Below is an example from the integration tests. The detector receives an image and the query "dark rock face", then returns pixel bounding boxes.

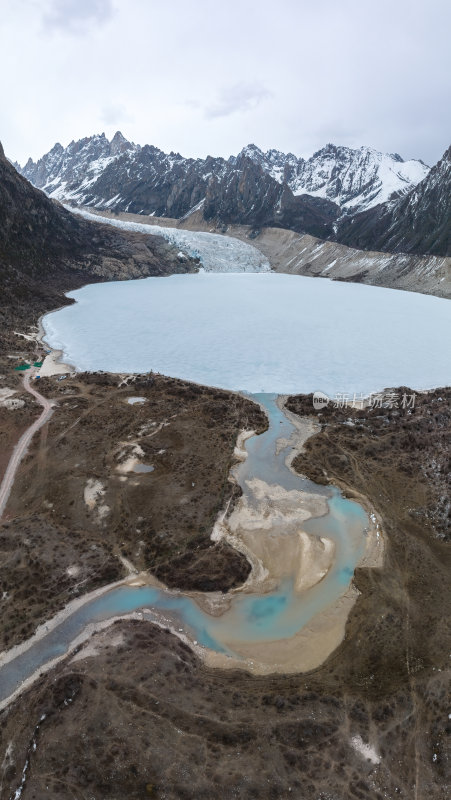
[203,155,339,237]
[0,142,98,305]
[336,145,451,256]
[18,133,429,239]
[89,145,225,219]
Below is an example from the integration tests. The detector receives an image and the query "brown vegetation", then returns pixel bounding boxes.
[0,372,265,650]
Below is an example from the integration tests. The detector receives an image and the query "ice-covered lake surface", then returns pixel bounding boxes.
[43,272,450,395]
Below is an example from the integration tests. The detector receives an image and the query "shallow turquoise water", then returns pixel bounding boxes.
[0,395,368,702]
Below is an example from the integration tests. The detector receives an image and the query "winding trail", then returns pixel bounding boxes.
[0,371,54,519]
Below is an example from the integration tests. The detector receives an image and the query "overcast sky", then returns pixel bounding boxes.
[1,0,450,165]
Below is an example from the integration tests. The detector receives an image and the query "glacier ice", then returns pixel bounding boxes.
[69,207,270,273]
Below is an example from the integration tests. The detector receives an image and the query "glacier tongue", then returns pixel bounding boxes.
[69,207,271,273]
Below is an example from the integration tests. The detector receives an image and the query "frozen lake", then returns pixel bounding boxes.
[42,272,450,395]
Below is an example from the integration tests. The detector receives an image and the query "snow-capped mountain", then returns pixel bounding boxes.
[18,133,429,239]
[240,143,429,213]
[336,144,451,257]
[20,131,140,204]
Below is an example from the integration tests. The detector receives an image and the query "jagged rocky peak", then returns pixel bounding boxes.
[266,148,298,166]
[312,142,338,158]
[239,143,264,159]
[237,143,297,167]
[17,132,142,201]
[69,132,109,156]
[110,130,135,155]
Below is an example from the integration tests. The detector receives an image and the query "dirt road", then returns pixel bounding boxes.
[0,372,53,518]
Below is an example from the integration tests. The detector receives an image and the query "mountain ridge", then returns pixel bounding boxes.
[17,133,429,240]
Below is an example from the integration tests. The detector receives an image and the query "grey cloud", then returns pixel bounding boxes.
[205,83,271,120]
[101,104,132,125]
[42,0,114,35]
